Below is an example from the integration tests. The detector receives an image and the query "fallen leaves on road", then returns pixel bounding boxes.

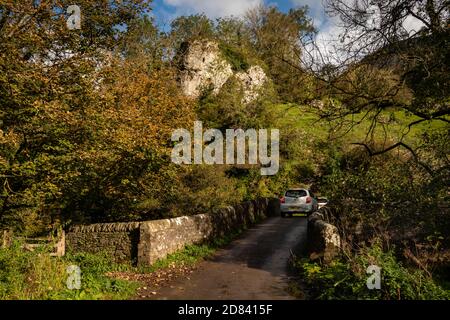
[106,263,197,299]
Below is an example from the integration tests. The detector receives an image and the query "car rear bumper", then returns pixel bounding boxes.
[280,204,312,213]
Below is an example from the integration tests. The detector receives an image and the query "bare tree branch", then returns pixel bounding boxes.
[351,141,434,175]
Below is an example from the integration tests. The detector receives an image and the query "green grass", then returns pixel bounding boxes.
[0,228,247,300]
[0,242,138,300]
[268,103,447,147]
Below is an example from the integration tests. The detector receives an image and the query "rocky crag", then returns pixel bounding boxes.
[179,40,267,103]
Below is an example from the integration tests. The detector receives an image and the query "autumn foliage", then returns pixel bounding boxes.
[0,1,200,233]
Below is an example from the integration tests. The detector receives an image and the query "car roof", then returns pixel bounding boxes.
[286,188,308,191]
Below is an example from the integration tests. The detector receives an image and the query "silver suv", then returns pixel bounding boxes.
[280,188,319,217]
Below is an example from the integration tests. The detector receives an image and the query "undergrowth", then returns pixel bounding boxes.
[293,243,450,300]
[0,228,246,300]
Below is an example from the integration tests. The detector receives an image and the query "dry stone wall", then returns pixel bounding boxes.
[66,198,279,266]
[66,222,141,263]
[307,208,341,264]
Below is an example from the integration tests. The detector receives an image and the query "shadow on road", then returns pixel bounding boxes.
[146,217,308,300]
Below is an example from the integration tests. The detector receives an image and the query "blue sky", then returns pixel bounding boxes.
[149,0,342,62]
[150,0,330,32]
[149,0,424,63]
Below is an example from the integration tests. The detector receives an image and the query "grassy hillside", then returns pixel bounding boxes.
[269,104,447,146]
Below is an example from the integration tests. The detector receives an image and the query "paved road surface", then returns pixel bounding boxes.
[148,216,308,300]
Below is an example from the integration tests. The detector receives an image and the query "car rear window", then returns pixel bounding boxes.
[285,190,307,198]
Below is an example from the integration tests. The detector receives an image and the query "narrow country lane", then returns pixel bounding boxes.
[145,217,308,300]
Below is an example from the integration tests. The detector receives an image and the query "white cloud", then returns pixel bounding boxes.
[163,0,263,19]
[300,1,426,67]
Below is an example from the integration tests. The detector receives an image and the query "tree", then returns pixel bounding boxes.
[310,0,450,278]
[312,0,449,177]
[0,0,202,233]
[119,15,166,71]
[245,5,317,103]
[215,17,251,50]
[168,14,215,53]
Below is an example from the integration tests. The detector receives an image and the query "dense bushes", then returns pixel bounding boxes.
[297,139,450,300]
[219,43,250,72]
[0,53,198,232]
[296,243,450,300]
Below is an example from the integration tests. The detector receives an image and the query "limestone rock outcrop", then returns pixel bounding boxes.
[236,65,267,104]
[179,40,233,98]
[179,40,267,103]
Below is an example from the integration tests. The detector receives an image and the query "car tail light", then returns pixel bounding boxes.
[306,196,312,204]
[280,197,285,204]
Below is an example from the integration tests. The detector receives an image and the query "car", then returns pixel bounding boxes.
[280,188,319,217]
